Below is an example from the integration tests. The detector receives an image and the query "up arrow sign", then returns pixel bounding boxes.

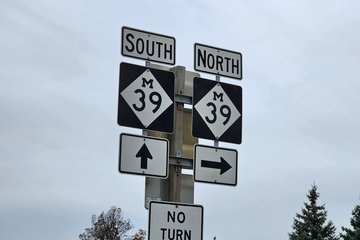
[119,133,169,179]
[136,144,153,169]
[194,144,238,186]
[201,157,231,175]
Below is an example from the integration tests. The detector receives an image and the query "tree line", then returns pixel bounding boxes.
[79,184,360,240]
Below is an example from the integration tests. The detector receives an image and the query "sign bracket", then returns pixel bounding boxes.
[169,156,193,169]
[174,94,192,105]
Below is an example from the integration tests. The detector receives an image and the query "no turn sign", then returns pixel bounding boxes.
[148,201,203,240]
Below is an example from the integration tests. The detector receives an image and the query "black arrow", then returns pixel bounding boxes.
[201,157,231,175]
[136,144,153,169]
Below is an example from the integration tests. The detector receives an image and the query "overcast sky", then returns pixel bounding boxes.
[1,0,360,239]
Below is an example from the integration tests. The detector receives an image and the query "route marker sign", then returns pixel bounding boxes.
[119,133,169,178]
[194,144,238,186]
[192,77,242,144]
[118,62,175,133]
[194,43,242,79]
[148,201,203,240]
[122,26,176,65]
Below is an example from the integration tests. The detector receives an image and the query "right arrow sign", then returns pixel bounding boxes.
[194,144,238,186]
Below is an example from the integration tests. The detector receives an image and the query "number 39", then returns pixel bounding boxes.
[132,89,162,113]
[205,103,231,125]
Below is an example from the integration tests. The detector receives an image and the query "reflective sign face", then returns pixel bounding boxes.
[194,83,241,139]
[118,62,175,133]
[119,133,169,178]
[194,43,242,79]
[194,144,238,186]
[192,77,242,144]
[122,26,176,65]
[120,68,173,128]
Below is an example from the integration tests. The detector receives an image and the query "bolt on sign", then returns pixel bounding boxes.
[194,43,242,80]
[148,201,203,240]
[122,26,176,65]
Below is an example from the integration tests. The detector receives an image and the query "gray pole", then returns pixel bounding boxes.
[144,63,198,207]
[168,66,186,202]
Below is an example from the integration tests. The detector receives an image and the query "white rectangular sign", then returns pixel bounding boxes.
[119,133,169,178]
[122,26,176,65]
[149,201,203,240]
[194,144,238,186]
[194,43,242,79]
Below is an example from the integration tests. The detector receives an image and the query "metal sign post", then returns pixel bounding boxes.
[143,63,199,206]
[118,26,244,240]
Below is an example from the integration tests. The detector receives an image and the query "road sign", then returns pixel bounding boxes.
[119,133,169,178]
[118,62,175,133]
[194,144,238,186]
[192,77,242,144]
[194,43,242,79]
[148,201,203,240]
[122,26,176,65]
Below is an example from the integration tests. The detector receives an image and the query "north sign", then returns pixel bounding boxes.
[194,43,242,79]
[119,133,169,178]
[118,62,175,133]
[148,201,203,240]
[192,77,242,144]
[194,144,238,186]
[122,26,176,65]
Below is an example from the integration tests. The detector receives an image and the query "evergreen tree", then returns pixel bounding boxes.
[340,200,360,240]
[289,184,339,240]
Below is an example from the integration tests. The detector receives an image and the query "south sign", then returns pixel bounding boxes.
[122,26,176,65]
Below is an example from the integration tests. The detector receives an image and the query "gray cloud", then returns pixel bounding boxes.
[1,0,360,239]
